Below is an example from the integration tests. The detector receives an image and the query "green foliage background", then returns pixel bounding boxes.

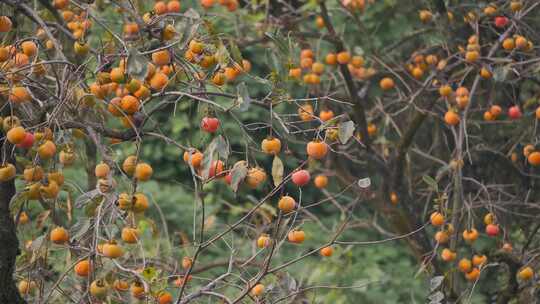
[20,0,508,302]
[96,0,439,302]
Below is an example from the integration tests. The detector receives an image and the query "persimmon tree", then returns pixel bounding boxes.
[1,0,540,303]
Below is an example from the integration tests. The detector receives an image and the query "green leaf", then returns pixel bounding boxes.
[237,82,251,112]
[228,39,243,64]
[84,198,101,217]
[267,50,282,75]
[175,10,200,48]
[201,150,216,180]
[75,189,101,208]
[142,267,158,281]
[70,218,92,241]
[214,135,229,160]
[493,65,510,83]
[272,156,284,187]
[30,235,45,252]
[339,121,355,144]
[430,276,444,292]
[127,48,148,81]
[230,161,248,192]
[422,175,438,191]
[264,31,288,55]
[100,259,117,276]
[357,177,371,189]
[9,192,26,214]
[138,219,150,233]
[428,291,444,304]
[183,8,201,19]
[202,136,228,179]
[215,42,230,68]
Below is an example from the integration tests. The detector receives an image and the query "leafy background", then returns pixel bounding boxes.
[16,0,507,302]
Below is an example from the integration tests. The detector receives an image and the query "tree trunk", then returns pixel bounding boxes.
[0,171,25,303]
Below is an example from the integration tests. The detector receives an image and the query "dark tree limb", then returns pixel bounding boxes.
[0,140,25,303]
[84,139,98,191]
[432,0,447,14]
[392,98,437,190]
[318,1,370,147]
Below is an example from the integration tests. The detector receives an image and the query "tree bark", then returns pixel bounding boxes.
[85,138,97,191]
[0,148,25,303]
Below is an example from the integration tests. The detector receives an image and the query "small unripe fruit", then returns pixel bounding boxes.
[123,155,137,176]
[257,235,271,248]
[50,227,69,244]
[0,16,13,33]
[245,167,267,189]
[390,192,399,205]
[336,51,351,64]
[483,213,494,225]
[465,268,480,281]
[319,110,334,122]
[430,212,444,226]
[439,85,452,97]
[419,10,432,23]
[113,279,129,292]
[502,38,515,51]
[508,105,522,120]
[325,53,337,65]
[0,164,16,182]
[74,260,90,277]
[485,224,500,236]
[434,231,449,244]
[38,140,57,159]
[528,152,540,166]
[135,163,153,181]
[440,248,456,262]
[121,227,139,244]
[131,282,145,298]
[182,256,193,269]
[18,280,35,295]
[278,196,296,213]
[90,280,108,298]
[206,160,224,178]
[16,132,34,149]
[158,291,173,304]
[320,246,333,257]
[250,283,265,297]
[95,162,110,178]
[306,140,328,159]
[444,111,460,126]
[183,149,203,168]
[7,126,26,144]
[379,77,395,91]
[298,103,314,121]
[288,230,305,243]
[291,170,310,186]
[120,95,140,114]
[494,16,508,28]
[261,137,281,155]
[132,193,149,213]
[472,255,487,267]
[518,267,534,281]
[23,166,44,182]
[458,258,472,273]
[201,117,220,133]
[314,175,328,189]
[490,105,502,117]
[463,228,479,243]
[102,241,124,258]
